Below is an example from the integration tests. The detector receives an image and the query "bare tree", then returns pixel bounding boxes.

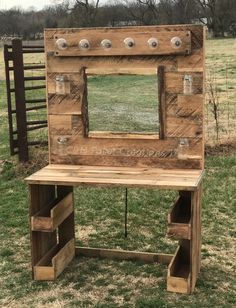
[71,0,100,27]
[195,0,236,37]
[123,0,160,25]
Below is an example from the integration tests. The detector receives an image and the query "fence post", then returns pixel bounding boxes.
[12,38,29,162]
[4,44,15,155]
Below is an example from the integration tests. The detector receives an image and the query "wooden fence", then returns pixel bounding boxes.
[4,38,47,161]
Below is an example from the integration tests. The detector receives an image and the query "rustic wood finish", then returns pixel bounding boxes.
[26,165,204,190]
[53,29,191,56]
[26,25,205,294]
[44,25,205,169]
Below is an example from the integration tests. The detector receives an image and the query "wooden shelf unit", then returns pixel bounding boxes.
[26,24,205,294]
[27,165,203,293]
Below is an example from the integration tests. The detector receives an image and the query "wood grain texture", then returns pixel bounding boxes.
[31,192,73,232]
[158,66,166,139]
[167,242,191,294]
[47,73,84,115]
[167,194,191,240]
[34,238,75,280]
[52,30,191,57]
[29,185,57,275]
[76,247,173,265]
[48,134,203,168]
[190,185,202,292]
[45,25,205,170]
[49,115,83,135]
[25,164,204,190]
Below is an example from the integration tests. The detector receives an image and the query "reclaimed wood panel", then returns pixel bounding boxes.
[165,72,203,94]
[190,185,202,292]
[25,164,204,190]
[53,30,191,57]
[47,72,85,115]
[31,192,73,232]
[76,247,173,265]
[167,241,191,294]
[46,56,177,74]
[44,24,205,170]
[49,115,83,135]
[29,185,57,278]
[34,238,75,280]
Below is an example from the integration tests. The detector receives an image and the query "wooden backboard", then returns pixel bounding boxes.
[44,25,205,169]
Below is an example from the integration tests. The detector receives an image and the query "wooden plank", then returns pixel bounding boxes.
[165,72,203,94]
[29,185,57,277]
[166,118,202,138]
[197,182,203,273]
[190,182,202,292]
[52,30,191,57]
[53,238,75,278]
[88,131,159,140]
[50,154,202,170]
[81,68,89,137]
[190,187,202,292]
[86,67,161,75]
[158,66,166,139]
[47,73,84,115]
[48,134,203,168]
[48,94,82,115]
[31,192,73,232]
[167,223,191,240]
[57,186,75,247]
[166,94,203,118]
[167,242,191,294]
[46,55,177,74]
[25,165,204,191]
[34,266,55,280]
[177,54,203,72]
[49,115,83,135]
[76,247,173,265]
[33,238,75,280]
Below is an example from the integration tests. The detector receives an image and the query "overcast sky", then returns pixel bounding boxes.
[0,0,108,10]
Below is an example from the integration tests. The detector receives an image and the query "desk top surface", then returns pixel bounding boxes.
[26,165,204,191]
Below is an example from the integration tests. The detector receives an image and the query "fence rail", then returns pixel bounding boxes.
[4,38,47,162]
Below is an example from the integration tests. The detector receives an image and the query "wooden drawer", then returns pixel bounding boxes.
[167,241,191,294]
[34,238,75,280]
[167,194,191,239]
[31,192,73,232]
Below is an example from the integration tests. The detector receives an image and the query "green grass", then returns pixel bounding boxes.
[0,153,235,307]
[0,39,236,307]
[88,75,159,133]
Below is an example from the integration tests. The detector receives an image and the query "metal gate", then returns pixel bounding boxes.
[4,38,48,162]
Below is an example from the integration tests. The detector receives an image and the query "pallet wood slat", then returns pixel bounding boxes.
[26,164,204,190]
[167,193,191,239]
[167,243,191,294]
[52,30,191,57]
[31,192,73,232]
[76,247,173,265]
[34,238,75,280]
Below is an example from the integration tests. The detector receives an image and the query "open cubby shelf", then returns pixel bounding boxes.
[167,194,192,240]
[167,241,191,293]
[31,192,73,232]
[34,238,75,281]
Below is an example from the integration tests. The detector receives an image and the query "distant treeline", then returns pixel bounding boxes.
[0,0,236,39]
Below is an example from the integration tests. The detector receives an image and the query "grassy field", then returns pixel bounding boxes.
[0,39,236,307]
